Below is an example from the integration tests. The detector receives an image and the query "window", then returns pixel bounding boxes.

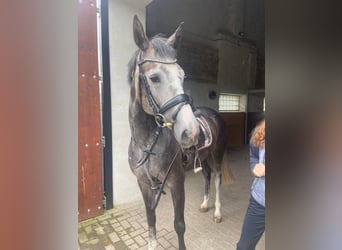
[219,94,240,112]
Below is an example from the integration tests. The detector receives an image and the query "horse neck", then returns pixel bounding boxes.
[129,99,159,147]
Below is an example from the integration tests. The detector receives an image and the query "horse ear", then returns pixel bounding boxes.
[167,22,184,49]
[133,15,149,51]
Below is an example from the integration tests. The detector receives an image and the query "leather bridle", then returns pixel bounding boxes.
[137,52,194,128]
[134,52,196,209]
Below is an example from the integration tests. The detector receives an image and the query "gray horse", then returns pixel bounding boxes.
[127,15,234,250]
[128,15,199,250]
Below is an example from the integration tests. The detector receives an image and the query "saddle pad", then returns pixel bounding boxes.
[196,115,212,151]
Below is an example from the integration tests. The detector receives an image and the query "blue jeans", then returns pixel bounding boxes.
[237,196,265,250]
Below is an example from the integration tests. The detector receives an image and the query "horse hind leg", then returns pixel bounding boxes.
[137,180,157,249]
[199,160,211,213]
[213,167,222,223]
[213,151,234,223]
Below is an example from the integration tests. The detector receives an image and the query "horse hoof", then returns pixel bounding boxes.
[213,216,222,223]
[199,207,209,213]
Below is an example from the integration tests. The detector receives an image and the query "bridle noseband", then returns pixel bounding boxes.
[137,52,194,128]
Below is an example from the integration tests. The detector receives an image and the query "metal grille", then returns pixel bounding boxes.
[219,94,240,112]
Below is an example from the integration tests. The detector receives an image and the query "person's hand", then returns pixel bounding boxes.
[253,163,265,177]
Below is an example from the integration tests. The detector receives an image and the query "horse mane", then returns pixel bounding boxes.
[127,50,139,85]
[127,34,177,86]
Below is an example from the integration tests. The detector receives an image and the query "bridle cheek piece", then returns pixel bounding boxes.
[137,52,194,128]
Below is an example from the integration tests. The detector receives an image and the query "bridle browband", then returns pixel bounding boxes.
[137,52,194,128]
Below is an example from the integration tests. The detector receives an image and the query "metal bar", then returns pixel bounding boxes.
[100,0,113,210]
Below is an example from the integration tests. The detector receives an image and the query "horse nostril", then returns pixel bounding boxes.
[181,129,190,141]
[181,129,197,144]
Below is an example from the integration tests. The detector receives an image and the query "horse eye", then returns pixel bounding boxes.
[150,75,160,83]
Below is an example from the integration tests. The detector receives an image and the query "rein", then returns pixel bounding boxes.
[151,148,180,210]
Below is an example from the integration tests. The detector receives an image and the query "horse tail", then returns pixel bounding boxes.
[221,151,234,185]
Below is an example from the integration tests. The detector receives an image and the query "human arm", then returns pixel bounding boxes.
[252,163,265,177]
[249,143,265,177]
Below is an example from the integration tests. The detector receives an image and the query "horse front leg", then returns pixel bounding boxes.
[199,160,211,213]
[170,178,186,250]
[137,180,157,250]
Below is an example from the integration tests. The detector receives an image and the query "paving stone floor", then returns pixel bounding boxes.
[78,145,265,250]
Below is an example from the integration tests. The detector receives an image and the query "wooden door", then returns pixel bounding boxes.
[78,0,103,221]
[220,112,246,148]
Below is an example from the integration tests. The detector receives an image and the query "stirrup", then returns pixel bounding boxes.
[193,149,202,173]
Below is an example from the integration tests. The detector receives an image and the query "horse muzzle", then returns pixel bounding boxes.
[180,126,199,149]
[173,105,200,149]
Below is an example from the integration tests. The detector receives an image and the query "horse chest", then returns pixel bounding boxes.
[129,132,175,172]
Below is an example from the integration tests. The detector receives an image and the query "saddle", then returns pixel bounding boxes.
[181,114,213,173]
[196,115,212,151]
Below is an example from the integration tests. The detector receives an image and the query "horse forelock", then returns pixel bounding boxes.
[128,34,177,84]
[150,35,177,59]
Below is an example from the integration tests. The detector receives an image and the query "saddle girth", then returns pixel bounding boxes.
[196,115,213,151]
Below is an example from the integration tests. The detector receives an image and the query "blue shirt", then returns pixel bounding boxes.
[249,142,265,207]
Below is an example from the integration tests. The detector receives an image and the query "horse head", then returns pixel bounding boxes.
[130,15,199,149]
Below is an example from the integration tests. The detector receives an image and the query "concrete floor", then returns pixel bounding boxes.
[78,145,265,249]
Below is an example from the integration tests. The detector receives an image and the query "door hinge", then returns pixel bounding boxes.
[103,195,107,209]
[101,136,106,148]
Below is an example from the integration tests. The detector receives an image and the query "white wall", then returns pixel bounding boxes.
[108,0,151,205]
